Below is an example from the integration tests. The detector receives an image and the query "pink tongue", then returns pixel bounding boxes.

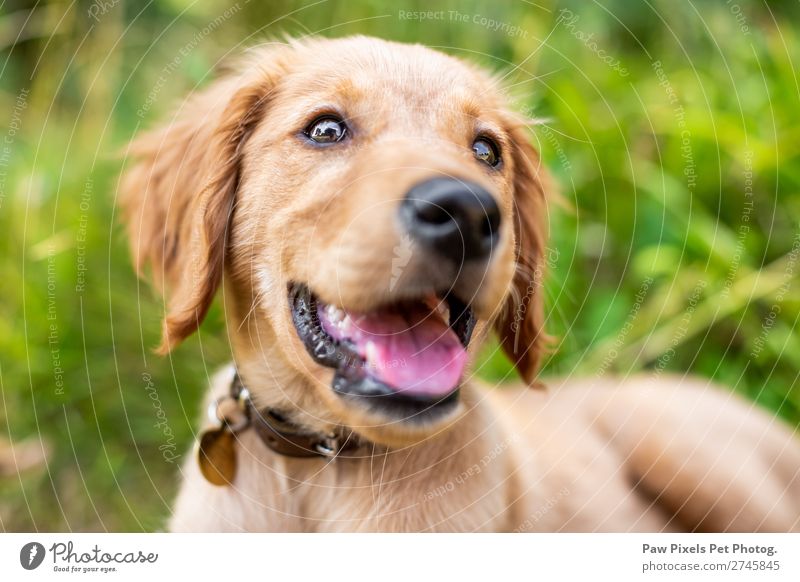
[319,302,467,397]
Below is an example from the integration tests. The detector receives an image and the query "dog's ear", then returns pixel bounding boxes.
[120,53,286,353]
[493,115,552,385]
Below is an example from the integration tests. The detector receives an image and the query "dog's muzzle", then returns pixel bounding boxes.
[285,179,499,424]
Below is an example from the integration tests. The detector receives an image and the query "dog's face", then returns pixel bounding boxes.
[121,37,548,446]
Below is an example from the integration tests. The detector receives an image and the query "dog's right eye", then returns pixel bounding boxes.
[304,116,347,144]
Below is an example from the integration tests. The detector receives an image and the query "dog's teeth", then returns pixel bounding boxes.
[437,301,449,320]
[325,304,346,325]
[339,315,353,334]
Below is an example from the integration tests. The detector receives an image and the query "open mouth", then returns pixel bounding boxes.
[289,283,476,420]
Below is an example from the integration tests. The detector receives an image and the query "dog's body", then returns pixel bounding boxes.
[120,36,800,532]
[169,366,800,532]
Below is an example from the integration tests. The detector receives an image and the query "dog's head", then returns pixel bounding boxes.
[121,36,549,446]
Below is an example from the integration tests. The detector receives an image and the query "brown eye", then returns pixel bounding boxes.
[472,137,500,167]
[305,116,347,144]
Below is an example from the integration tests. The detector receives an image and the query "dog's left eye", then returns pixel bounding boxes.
[472,137,501,167]
[305,116,347,144]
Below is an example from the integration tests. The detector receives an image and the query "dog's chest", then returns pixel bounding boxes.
[229,434,514,532]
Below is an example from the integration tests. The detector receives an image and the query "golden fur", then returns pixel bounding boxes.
[119,36,800,531]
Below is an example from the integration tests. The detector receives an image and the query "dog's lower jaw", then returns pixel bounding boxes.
[244,366,469,450]
[339,399,466,449]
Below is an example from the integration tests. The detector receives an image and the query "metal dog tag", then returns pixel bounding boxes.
[196,394,249,486]
[197,427,237,486]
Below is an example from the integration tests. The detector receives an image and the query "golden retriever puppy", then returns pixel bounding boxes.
[119,36,800,532]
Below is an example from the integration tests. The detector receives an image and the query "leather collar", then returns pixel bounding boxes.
[229,373,363,458]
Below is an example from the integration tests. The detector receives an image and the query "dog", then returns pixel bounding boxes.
[119,36,800,532]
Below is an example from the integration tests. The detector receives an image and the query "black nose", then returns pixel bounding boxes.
[400,178,501,263]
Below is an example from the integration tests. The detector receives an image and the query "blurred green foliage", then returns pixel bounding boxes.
[1,0,799,531]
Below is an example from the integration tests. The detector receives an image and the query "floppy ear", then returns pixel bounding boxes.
[120,54,285,353]
[493,115,552,385]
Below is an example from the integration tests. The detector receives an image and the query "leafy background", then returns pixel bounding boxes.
[1,0,798,531]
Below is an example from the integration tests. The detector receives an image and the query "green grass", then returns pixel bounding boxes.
[1,0,799,531]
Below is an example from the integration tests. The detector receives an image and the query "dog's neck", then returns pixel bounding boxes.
[229,372,367,458]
